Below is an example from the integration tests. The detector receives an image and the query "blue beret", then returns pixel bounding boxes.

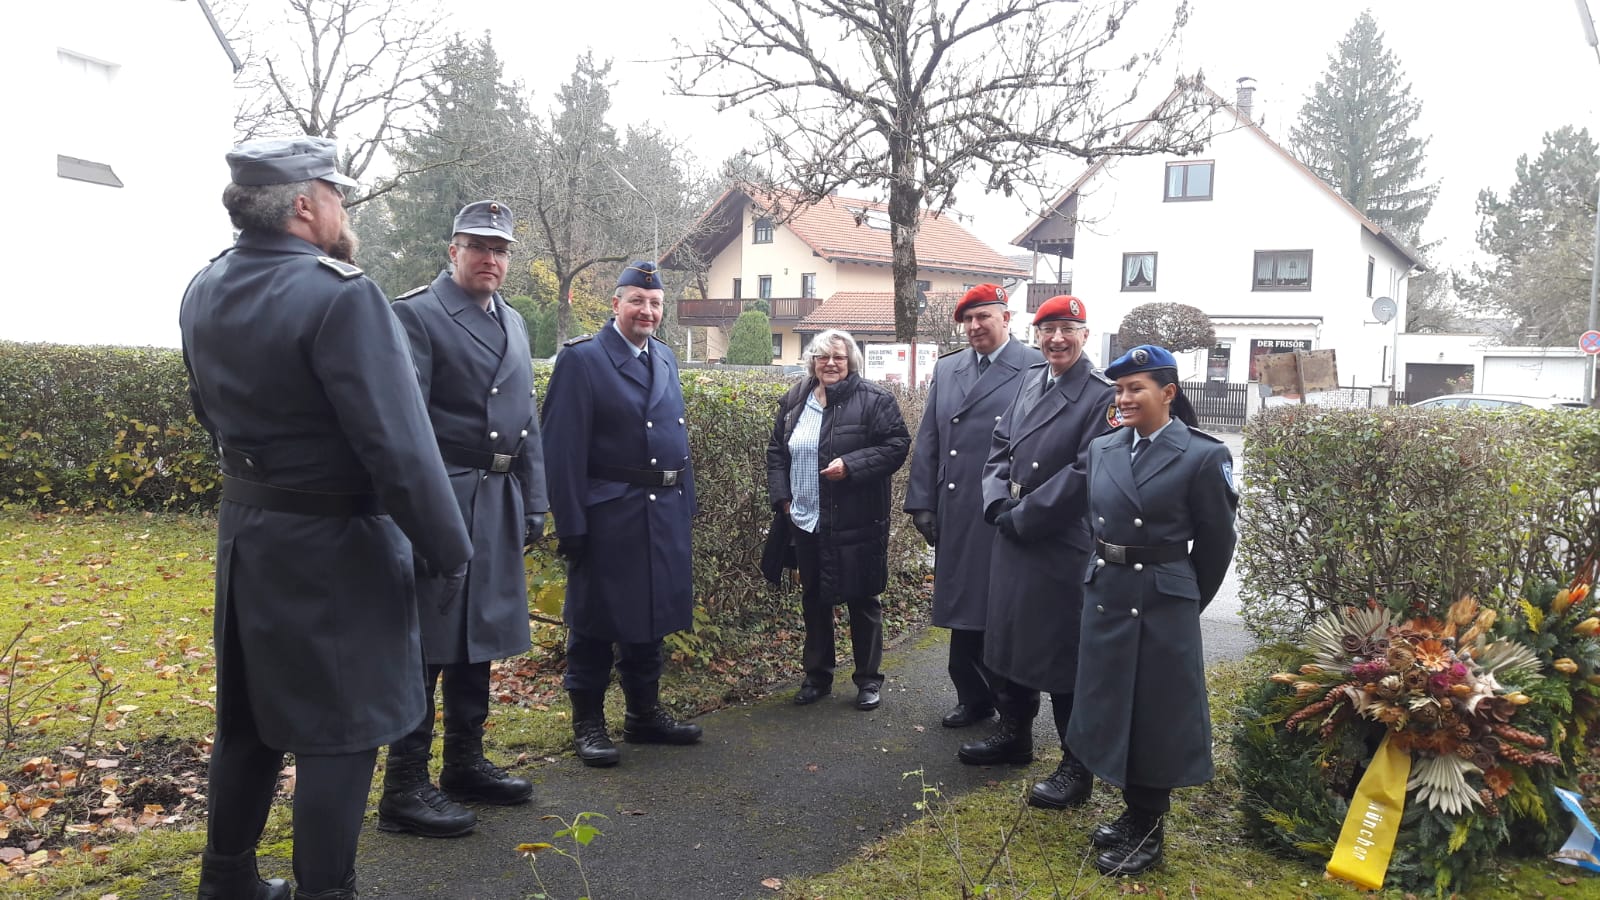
[1105,344,1179,380]
[618,260,663,290]
[453,200,516,242]
[226,137,357,188]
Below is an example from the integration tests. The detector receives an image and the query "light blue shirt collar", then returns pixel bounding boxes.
[611,319,647,356]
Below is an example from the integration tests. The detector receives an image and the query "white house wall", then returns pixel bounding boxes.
[10,2,236,348]
[1058,111,1416,386]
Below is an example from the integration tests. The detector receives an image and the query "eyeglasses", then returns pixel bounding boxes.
[812,354,850,364]
[1036,323,1086,337]
[454,241,513,261]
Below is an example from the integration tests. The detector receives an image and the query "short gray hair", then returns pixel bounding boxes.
[804,329,864,377]
[222,180,313,233]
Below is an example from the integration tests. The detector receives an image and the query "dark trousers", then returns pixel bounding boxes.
[1124,784,1172,814]
[563,631,665,694]
[794,526,884,688]
[207,710,378,893]
[994,677,1074,749]
[389,661,491,758]
[947,628,993,709]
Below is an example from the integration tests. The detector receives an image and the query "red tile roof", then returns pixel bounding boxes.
[797,291,962,335]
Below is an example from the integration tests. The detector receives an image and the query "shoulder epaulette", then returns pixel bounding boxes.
[1026,361,1048,371]
[1190,428,1226,445]
[1090,367,1114,385]
[316,256,364,279]
[563,334,594,347]
[393,284,429,301]
[939,346,965,358]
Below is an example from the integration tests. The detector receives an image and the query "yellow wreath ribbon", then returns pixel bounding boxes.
[1326,733,1411,890]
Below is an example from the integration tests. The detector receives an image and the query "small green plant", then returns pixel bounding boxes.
[516,811,607,899]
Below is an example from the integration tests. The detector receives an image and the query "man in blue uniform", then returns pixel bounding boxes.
[180,137,472,900]
[541,260,703,767]
[378,201,549,837]
[905,284,1041,728]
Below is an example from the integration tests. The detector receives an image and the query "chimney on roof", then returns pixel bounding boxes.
[1235,76,1257,124]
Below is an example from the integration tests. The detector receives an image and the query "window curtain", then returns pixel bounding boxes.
[1125,254,1153,286]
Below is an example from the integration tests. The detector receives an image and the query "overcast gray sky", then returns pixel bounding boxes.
[470,0,1600,273]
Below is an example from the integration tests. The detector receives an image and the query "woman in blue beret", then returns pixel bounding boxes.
[1065,345,1238,876]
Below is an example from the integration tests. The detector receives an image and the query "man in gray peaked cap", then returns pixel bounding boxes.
[180,136,471,900]
[380,202,549,837]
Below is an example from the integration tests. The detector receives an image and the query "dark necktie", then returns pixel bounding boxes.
[486,304,503,332]
[638,350,651,378]
[1042,373,1055,397]
[976,354,990,375]
[1132,437,1151,466]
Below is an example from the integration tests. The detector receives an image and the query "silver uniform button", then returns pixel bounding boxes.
[678,417,685,425]
[1096,516,1104,524]
[1133,563,1144,572]
[650,458,657,465]
[1096,604,1105,613]
[947,482,956,490]
[949,450,957,457]
[530,389,536,397]
[245,459,255,468]
[520,429,528,438]
[489,431,499,440]
[1095,558,1105,568]
[1134,518,1144,527]
[995,415,1002,421]
[1031,461,1039,470]
[490,387,499,395]
[1131,608,1140,618]
[647,421,654,428]
[952,416,960,423]
[649,494,657,501]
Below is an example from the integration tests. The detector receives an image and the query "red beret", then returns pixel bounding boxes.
[1034,295,1087,324]
[953,283,1008,322]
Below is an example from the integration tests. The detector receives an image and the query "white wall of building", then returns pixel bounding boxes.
[1394,332,1590,401]
[6,2,237,348]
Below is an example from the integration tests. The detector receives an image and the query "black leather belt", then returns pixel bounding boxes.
[440,443,516,473]
[1096,538,1188,565]
[1008,480,1031,499]
[590,464,684,487]
[221,474,382,517]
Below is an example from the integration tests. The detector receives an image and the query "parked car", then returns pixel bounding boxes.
[1411,392,1590,411]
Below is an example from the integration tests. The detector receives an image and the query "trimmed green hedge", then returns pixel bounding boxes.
[1239,405,1600,641]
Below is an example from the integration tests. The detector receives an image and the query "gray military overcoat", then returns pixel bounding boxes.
[979,355,1116,694]
[1067,420,1238,789]
[392,271,549,665]
[905,339,1041,630]
[180,231,472,755]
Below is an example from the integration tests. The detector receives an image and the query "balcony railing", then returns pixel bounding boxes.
[1027,282,1073,312]
[678,296,822,325]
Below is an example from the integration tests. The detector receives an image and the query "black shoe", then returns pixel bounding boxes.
[957,716,1034,766]
[793,682,832,706]
[377,782,478,838]
[1028,755,1093,809]
[197,847,292,900]
[1091,807,1138,848]
[441,756,534,805]
[1094,811,1164,876]
[941,703,995,728]
[294,874,357,900]
[573,718,621,767]
[623,705,703,744]
[855,685,881,710]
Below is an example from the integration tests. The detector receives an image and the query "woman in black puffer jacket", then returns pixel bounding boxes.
[762,328,911,711]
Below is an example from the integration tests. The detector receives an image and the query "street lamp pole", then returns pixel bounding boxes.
[607,163,659,262]
[1579,0,1600,403]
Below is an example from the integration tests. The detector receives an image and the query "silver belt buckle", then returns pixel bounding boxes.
[491,453,513,473]
[1008,481,1023,500]
[662,469,678,487]
[1102,542,1127,564]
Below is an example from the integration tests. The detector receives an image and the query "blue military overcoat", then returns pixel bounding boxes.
[392,271,549,665]
[179,231,472,755]
[540,322,697,644]
[979,355,1116,693]
[905,339,1041,630]
[1067,420,1238,789]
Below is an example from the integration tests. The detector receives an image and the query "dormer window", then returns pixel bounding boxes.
[1165,161,1214,201]
[753,217,774,243]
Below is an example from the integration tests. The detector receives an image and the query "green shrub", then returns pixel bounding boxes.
[725,309,774,366]
[1238,406,1600,641]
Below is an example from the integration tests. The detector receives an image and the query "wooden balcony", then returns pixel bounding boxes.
[1027,282,1073,313]
[677,297,822,326]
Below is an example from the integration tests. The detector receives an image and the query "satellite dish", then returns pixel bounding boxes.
[1371,296,1397,324]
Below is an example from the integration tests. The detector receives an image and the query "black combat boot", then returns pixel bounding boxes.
[197,847,291,900]
[1094,808,1164,876]
[957,713,1034,765]
[376,750,477,837]
[1028,752,1093,809]
[1090,806,1139,848]
[294,873,358,899]
[621,683,703,745]
[570,689,620,767]
[440,735,533,805]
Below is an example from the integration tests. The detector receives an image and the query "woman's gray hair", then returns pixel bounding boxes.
[804,329,864,377]
[222,180,313,234]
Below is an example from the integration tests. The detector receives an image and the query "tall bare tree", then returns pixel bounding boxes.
[673,0,1214,341]
[220,0,451,204]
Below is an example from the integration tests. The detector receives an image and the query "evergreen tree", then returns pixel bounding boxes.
[1290,12,1438,247]
[1461,127,1599,345]
[726,310,775,365]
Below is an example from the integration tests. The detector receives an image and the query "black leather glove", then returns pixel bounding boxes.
[984,497,1021,525]
[910,510,938,547]
[415,559,469,615]
[995,509,1020,541]
[524,512,547,549]
[557,535,588,563]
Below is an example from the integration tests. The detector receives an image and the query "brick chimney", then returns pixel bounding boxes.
[1236,76,1257,123]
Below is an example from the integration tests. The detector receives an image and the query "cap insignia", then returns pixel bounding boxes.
[1069,299,1081,317]
[1132,348,1150,365]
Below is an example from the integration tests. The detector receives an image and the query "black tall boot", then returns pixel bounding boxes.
[197,847,291,900]
[376,749,476,838]
[441,734,533,805]
[621,682,703,745]
[295,872,358,900]
[569,689,621,767]
[1094,808,1165,876]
